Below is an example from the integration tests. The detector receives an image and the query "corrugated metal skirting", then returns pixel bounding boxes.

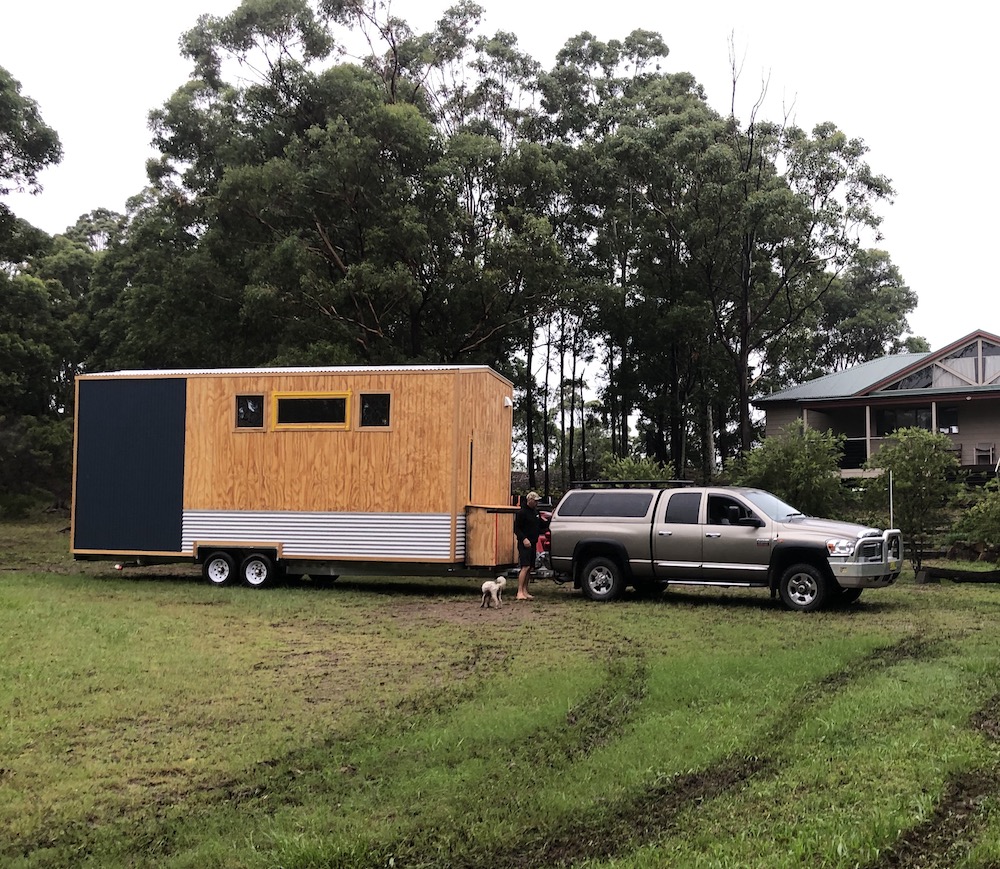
[183,511,465,560]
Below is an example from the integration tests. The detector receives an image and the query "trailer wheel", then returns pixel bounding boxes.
[241,553,276,589]
[203,551,236,586]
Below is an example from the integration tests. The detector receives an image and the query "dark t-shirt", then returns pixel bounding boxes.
[514,504,544,543]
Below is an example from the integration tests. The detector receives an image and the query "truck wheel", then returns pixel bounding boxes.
[779,564,828,612]
[203,551,236,586]
[241,553,276,589]
[580,557,625,602]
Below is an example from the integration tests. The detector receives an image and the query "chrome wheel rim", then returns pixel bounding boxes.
[786,572,818,607]
[587,566,613,596]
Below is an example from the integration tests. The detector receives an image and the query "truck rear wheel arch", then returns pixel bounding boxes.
[571,541,632,589]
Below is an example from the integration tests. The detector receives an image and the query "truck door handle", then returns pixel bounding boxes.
[705,532,722,538]
[657,530,672,536]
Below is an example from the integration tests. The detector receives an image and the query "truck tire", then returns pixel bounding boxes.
[834,586,863,605]
[778,563,828,612]
[241,553,276,589]
[203,551,236,586]
[580,556,626,602]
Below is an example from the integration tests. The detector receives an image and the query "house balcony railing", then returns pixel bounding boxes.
[840,434,969,471]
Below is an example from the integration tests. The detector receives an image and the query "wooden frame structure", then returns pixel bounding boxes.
[71,365,517,579]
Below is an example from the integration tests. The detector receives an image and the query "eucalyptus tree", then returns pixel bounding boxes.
[811,248,923,372]
[687,116,895,453]
[538,30,683,458]
[113,0,565,378]
[0,65,62,205]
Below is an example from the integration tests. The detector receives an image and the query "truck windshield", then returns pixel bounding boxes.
[742,490,805,521]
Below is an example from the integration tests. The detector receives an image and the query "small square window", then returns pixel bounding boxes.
[236,395,264,429]
[359,393,391,428]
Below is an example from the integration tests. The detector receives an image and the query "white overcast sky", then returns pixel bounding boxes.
[2,1,993,352]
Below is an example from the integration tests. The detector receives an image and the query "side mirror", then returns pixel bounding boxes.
[738,516,765,528]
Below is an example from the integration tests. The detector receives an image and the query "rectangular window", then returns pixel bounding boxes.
[235,395,265,429]
[556,491,653,517]
[875,406,932,437]
[664,491,701,524]
[274,393,349,429]
[359,392,392,428]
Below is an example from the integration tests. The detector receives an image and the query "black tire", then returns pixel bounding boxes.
[203,551,236,587]
[240,553,276,589]
[835,586,863,604]
[778,563,829,612]
[580,556,626,602]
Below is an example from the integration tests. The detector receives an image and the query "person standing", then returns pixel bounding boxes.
[514,491,543,600]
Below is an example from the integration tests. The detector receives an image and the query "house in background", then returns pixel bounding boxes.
[754,330,1000,476]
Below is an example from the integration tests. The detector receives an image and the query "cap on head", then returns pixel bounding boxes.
[526,491,540,503]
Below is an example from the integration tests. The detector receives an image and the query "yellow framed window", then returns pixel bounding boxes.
[273,392,350,430]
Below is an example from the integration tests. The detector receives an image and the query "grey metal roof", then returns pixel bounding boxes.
[755,353,929,404]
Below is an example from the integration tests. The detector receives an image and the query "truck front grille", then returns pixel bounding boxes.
[857,540,884,562]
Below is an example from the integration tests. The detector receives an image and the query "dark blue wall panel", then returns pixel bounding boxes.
[74,378,187,553]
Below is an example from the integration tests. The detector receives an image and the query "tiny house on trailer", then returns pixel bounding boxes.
[71,365,518,586]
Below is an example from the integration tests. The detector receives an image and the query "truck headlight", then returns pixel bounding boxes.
[826,538,855,557]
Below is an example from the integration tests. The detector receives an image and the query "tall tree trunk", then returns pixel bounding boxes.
[525,314,536,490]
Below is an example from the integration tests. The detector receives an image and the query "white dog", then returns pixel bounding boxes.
[480,575,506,609]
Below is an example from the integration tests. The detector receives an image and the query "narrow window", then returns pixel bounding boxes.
[236,395,264,429]
[359,393,391,428]
[274,393,349,429]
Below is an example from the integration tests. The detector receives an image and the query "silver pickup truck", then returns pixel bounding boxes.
[547,485,903,611]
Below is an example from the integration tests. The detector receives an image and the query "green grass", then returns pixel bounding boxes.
[4,513,1000,867]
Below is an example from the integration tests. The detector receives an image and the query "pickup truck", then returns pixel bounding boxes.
[547,485,903,611]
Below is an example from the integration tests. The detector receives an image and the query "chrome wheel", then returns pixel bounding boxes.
[779,564,827,612]
[580,557,624,602]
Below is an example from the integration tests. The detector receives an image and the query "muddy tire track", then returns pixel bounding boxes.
[867,692,1000,869]
[392,634,946,869]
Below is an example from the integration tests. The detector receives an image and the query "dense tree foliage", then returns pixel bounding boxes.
[1,3,924,504]
[0,67,67,510]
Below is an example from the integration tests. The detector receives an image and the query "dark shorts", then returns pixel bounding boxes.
[518,540,537,568]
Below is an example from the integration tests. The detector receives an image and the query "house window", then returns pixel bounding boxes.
[235,395,264,429]
[274,393,349,429]
[875,407,932,437]
[359,393,391,428]
[938,406,959,434]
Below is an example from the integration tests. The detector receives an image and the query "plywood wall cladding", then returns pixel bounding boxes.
[183,367,514,515]
[455,369,515,508]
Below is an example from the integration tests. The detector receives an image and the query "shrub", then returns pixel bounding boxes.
[863,427,959,570]
[950,481,1000,556]
[601,455,675,482]
[729,420,845,517]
